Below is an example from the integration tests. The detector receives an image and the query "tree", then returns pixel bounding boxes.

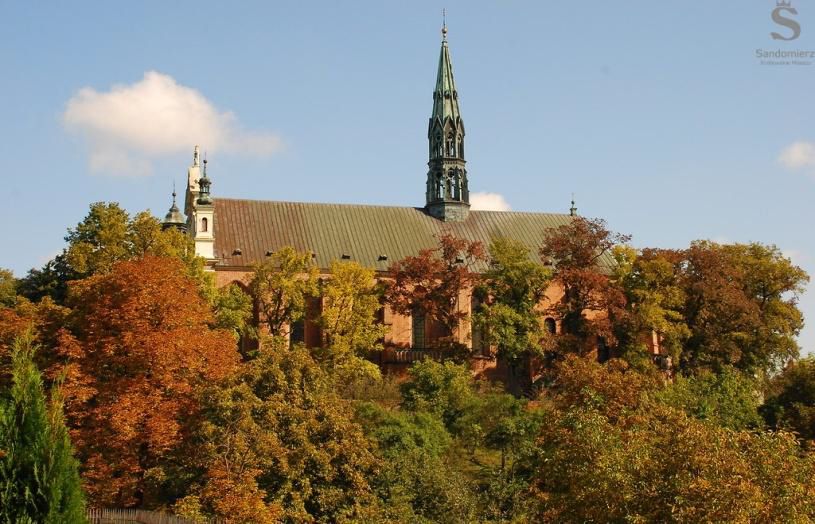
[680,241,808,374]
[191,338,380,522]
[249,247,319,337]
[56,256,240,507]
[474,238,551,373]
[762,357,815,442]
[399,360,475,431]
[319,260,387,363]
[653,367,763,430]
[534,356,815,522]
[0,332,86,523]
[0,269,16,308]
[386,234,485,353]
[613,246,690,369]
[540,217,629,355]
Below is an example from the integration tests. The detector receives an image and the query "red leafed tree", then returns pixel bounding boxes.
[56,256,240,508]
[385,234,485,352]
[540,217,630,354]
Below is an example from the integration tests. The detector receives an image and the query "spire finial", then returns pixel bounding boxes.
[442,8,447,41]
[172,181,177,203]
[569,193,577,217]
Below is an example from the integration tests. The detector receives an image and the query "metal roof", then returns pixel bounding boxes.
[213,198,578,272]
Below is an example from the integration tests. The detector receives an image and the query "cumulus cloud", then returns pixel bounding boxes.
[779,141,815,171]
[470,192,511,212]
[63,71,283,176]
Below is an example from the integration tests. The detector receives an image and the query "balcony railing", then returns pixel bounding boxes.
[381,348,446,364]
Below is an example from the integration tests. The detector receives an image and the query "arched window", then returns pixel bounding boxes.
[471,296,487,355]
[412,307,426,350]
[544,318,556,335]
[201,217,208,232]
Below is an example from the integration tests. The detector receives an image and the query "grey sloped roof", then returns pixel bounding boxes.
[213,198,577,272]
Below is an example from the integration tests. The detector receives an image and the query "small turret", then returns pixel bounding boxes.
[197,157,213,205]
[162,184,187,232]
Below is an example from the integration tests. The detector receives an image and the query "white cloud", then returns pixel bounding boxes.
[779,141,815,170]
[470,192,511,212]
[63,71,283,176]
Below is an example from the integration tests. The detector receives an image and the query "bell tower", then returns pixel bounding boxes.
[425,21,469,222]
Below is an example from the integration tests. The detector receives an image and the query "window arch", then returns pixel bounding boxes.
[412,307,426,350]
[544,318,557,335]
[201,217,208,233]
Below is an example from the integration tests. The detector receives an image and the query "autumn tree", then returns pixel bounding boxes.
[56,256,240,507]
[0,333,86,523]
[540,217,629,355]
[680,241,808,374]
[386,234,485,353]
[534,356,815,522]
[474,238,551,373]
[249,246,319,338]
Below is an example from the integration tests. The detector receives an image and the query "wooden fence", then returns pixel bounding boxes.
[87,508,217,524]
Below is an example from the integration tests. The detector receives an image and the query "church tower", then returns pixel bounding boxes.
[184,145,215,262]
[425,22,469,222]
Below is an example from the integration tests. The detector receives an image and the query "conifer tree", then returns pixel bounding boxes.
[0,332,86,523]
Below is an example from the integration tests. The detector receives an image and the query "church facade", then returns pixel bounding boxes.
[164,27,601,372]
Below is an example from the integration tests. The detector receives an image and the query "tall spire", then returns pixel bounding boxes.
[425,17,469,222]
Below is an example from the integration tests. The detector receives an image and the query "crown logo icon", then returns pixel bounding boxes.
[777,0,792,6]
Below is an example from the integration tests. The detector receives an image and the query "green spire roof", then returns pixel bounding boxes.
[431,26,462,127]
[162,185,187,231]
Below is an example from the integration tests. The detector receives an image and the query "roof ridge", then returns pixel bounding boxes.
[214,197,572,217]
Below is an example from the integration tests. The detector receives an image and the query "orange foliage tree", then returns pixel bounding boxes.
[55,256,240,507]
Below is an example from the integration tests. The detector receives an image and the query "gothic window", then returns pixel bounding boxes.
[412,308,426,350]
[453,170,461,200]
[201,217,208,232]
[544,318,557,335]
[290,319,305,347]
[447,133,455,156]
[471,296,487,356]
[436,173,444,199]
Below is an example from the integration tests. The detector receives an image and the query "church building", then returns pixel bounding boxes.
[163,25,587,370]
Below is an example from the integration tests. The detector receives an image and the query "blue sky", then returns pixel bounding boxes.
[2,1,814,352]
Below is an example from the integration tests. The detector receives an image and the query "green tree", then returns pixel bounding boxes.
[0,333,86,523]
[399,360,475,431]
[613,246,690,369]
[762,356,815,442]
[320,260,387,363]
[249,247,319,337]
[191,338,380,522]
[0,269,16,308]
[653,367,763,430]
[474,238,551,375]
